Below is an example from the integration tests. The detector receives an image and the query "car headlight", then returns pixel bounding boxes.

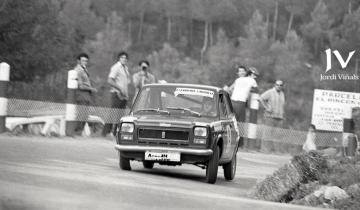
[194,127,207,137]
[121,123,134,133]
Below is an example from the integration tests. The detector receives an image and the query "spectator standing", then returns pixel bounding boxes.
[132,60,156,97]
[224,65,258,148]
[259,80,286,151]
[73,53,97,135]
[225,65,258,122]
[102,51,131,137]
[259,80,285,127]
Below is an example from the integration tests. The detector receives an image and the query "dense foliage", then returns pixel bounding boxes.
[1,0,360,129]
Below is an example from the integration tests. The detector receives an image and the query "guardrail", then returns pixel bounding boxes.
[5,98,349,152]
[0,62,357,155]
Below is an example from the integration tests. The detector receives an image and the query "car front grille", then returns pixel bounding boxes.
[138,129,189,141]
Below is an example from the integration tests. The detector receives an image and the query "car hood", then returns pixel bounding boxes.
[121,114,215,127]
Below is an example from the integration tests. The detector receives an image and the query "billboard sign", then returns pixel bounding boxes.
[312,89,360,132]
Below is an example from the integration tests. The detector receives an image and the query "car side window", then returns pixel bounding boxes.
[224,93,235,116]
[219,94,228,119]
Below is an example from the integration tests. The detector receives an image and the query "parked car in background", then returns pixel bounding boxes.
[115,83,240,184]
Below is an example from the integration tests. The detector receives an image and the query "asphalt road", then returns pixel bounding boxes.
[0,135,322,210]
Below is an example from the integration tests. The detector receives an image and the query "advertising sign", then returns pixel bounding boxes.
[312,89,360,132]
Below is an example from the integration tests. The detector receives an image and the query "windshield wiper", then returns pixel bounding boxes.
[166,107,201,117]
[134,108,170,115]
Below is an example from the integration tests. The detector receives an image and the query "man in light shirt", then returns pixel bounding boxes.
[259,80,285,127]
[259,80,286,152]
[225,65,258,122]
[102,51,131,137]
[224,65,258,148]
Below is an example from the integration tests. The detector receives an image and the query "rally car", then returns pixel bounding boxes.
[115,83,240,184]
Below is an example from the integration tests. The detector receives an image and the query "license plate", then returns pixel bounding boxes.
[145,151,180,162]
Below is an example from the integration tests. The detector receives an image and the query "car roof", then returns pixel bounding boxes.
[143,83,223,92]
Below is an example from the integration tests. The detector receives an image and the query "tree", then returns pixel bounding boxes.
[188,0,238,65]
[284,0,306,34]
[206,28,234,86]
[147,43,206,84]
[0,0,80,81]
[330,6,360,54]
[83,12,131,82]
[59,0,104,40]
[234,10,274,82]
[301,0,332,57]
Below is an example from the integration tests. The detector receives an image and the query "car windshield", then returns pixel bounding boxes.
[132,86,218,117]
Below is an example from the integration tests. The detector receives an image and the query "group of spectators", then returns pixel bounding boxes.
[224,65,286,151]
[71,52,287,145]
[224,65,286,129]
[71,52,156,137]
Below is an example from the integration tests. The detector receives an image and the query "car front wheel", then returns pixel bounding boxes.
[119,152,131,170]
[206,145,220,184]
[223,152,236,180]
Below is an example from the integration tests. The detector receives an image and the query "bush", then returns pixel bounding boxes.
[326,157,360,188]
[252,151,327,202]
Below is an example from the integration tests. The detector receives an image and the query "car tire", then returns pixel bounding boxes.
[206,145,220,184]
[119,152,131,170]
[223,153,236,180]
[143,161,154,169]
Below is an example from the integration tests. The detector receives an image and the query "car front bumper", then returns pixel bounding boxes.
[115,145,213,156]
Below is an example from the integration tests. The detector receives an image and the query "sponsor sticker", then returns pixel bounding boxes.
[174,88,214,98]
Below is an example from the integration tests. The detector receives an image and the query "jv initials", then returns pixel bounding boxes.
[325,49,355,72]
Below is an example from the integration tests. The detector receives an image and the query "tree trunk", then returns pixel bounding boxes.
[177,17,181,39]
[190,19,193,46]
[266,12,270,38]
[128,20,132,42]
[167,16,172,41]
[349,1,352,14]
[209,22,213,46]
[287,12,294,35]
[200,21,209,66]
[138,10,145,42]
[272,0,278,40]
[0,0,8,12]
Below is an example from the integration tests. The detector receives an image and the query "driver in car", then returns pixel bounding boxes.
[202,97,216,117]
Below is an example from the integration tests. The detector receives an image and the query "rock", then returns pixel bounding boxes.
[314,186,327,198]
[314,186,349,201]
[346,183,360,197]
[324,186,349,201]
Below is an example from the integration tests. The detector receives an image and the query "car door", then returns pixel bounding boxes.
[223,92,239,157]
[219,93,234,160]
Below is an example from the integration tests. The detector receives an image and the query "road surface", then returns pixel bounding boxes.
[0,135,322,210]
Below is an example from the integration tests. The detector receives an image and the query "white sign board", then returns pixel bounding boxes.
[312,89,360,132]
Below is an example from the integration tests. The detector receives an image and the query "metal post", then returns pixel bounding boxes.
[248,88,259,150]
[0,62,10,133]
[342,107,357,156]
[65,70,78,136]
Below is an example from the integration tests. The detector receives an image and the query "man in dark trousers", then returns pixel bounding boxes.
[73,53,97,135]
[102,51,131,137]
[259,80,286,152]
